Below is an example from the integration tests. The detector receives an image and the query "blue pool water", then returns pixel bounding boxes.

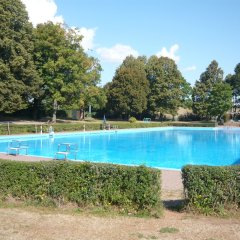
[0,127,240,170]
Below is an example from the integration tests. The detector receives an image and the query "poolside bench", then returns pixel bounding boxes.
[143,118,151,123]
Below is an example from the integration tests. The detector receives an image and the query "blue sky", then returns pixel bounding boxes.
[22,0,240,86]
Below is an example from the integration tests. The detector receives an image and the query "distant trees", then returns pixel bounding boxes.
[192,60,232,120]
[105,55,192,120]
[0,0,42,113]
[0,0,236,122]
[106,56,149,119]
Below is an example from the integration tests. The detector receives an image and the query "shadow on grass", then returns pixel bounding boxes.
[162,199,186,212]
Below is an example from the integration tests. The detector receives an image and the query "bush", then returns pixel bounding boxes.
[0,160,162,216]
[178,113,201,121]
[129,117,137,123]
[223,113,230,123]
[182,165,240,214]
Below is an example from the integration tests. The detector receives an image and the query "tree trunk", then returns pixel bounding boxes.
[52,100,57,123]
[79,108,85,120]
[159,112,164,122]
[32,99,40,120]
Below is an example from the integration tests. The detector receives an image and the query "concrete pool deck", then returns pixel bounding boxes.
[0,153,184,200]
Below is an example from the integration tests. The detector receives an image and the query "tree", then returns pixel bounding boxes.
[226,63,240,95]
[208,82,232,120]
[192,60,223,119]
[106,56,149,119]
[146,56,189,120]
[180,81,192,109]
[33,22,101,121]
[83,86,107,117]
[0,0,42,113]
[226,63,240,112]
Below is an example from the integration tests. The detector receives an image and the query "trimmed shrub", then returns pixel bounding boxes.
[0,160,162,216]
[182,165,240,214]
[129,117,137,123]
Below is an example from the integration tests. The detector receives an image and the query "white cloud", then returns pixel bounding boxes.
[183,65,197,72]
[96,44,139,63]
[21,0,64,26]
[156,44,180,63]
[73,27,97,51]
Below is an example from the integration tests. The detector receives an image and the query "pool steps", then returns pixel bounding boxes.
[54,143,78,160]
[7,140,29,155]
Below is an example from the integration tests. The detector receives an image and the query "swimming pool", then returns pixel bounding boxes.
[0,127,240,170]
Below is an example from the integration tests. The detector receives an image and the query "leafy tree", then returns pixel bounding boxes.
[226,63,240,112]
[83,86,107,117]
[208,82,232,120]
[192,60,223,119]
[180,81,193,109]
[146,56,189,120]
[106,56,149,119]
[33,22,101,121]
[0,0,42,113]
[226,63,240,95]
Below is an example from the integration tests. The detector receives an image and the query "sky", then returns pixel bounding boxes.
[21,0,240,86]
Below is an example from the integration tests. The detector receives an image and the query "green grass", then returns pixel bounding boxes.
[159,227,179,234]
[137,233,145,239]
[148,235,158,239]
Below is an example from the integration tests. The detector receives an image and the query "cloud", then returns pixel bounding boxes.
[72,27,97,51]
[96,44,139,63]
[156,44,180,63]
[21,0,64,26]
[183,65,197,72]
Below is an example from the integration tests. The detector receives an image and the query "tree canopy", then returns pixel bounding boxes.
[106,56,149,119]
[192,60,224,119]
[207,82,232,120]
[0,0,42,113]
[33,22,102,121]
[146,56,190,119]
[226,63,240,111]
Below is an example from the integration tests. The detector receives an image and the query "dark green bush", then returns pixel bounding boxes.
[182,165,240,214]
[0,160,162,216]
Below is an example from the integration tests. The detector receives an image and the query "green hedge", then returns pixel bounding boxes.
[0,121,214,135]
[0,123,100,135]
[0,160,162,216]
[182,165,240,214]
[169,122,215,127]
